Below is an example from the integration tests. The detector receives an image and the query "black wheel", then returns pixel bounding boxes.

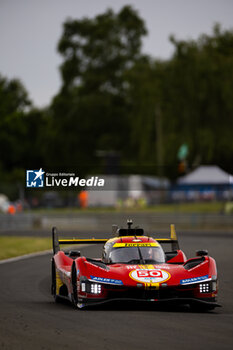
[71,263,78,308]
[51,258,56,296]
[51,258,62,303]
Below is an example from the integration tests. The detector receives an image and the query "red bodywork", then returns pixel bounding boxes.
[52,229,219,310]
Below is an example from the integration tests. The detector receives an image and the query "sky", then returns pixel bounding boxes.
[0,0,232,107]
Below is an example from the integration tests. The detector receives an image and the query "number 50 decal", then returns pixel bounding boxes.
[130,269,170,283]
[137,270,162,278]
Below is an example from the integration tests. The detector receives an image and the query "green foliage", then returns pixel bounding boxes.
[0,75,31,172]
[0,75,51,198]
[58,6,147,92]
[126,24,233,176]
[0,75,51,173]
[47,6,147,170]
[167,24,233,173]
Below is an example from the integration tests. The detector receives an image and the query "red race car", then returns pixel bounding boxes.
[51,220,220,311]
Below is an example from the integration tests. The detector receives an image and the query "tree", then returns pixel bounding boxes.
[126,25,233,177]
[48,6,147,171]
[125,57,167,171]
[58,6,147,93]
[0,75,31,172]
[165,24,233,173]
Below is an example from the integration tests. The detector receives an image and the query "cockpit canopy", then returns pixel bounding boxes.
[103,240,165,264]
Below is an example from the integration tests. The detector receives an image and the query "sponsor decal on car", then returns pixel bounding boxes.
[180,274,210,285]
[126,265,140,269]
[126,264,171,270]
[90,276,123,285]
[153,264,172,269]
[130,269,171,284]
[113,242,159,248]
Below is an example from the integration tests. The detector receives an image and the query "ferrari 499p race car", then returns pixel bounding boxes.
[51,220,220,311]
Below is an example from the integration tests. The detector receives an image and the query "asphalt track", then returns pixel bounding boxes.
[0,232,233,350]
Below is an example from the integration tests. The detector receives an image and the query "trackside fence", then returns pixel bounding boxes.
[0,212,233,232]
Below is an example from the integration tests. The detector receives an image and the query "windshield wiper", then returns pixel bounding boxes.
[137,247,145,265]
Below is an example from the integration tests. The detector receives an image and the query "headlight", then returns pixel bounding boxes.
[91,284,102,294]
[81,281,102,294]
[199,283,210,293]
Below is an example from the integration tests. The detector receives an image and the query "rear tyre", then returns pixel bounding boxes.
[71,263,78,308]
[51,258,56,296]
[51,258,61,303]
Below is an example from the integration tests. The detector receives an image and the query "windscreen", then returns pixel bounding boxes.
[109,246,165,264]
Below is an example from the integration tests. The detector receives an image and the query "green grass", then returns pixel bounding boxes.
[146,201,224,213]
[0,236,51,260]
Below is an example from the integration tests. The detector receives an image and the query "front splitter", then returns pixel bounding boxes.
[77,297,221,309]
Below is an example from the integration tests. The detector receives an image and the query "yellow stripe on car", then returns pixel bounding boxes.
[145,264,155,270]
[56,271,63,295]
[113,242,159,248]
[144,282,159,290]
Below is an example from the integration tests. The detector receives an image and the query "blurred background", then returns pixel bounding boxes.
[0,0,233,236]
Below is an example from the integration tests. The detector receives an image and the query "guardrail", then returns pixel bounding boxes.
[0,212,233,232]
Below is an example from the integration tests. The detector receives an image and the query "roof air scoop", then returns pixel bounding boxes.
[117,219,144,237]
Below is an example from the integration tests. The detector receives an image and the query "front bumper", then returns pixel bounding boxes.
[77,282,221,309]
[77,296,221,309]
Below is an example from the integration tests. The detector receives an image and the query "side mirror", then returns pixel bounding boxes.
[196,250,208,257]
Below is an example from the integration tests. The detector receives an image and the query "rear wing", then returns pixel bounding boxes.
[52,224,179,255]
[52,227,108,254]
[155,224,179,251]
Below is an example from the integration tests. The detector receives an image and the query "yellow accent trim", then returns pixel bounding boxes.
[56,271,63,295]
[150,283,160,289]
[146,264,155,270]
[105,236,146,244]
[144,283,159,290]
[113,242,159,248]
[170,224,177,241]
[59,239,108,243]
